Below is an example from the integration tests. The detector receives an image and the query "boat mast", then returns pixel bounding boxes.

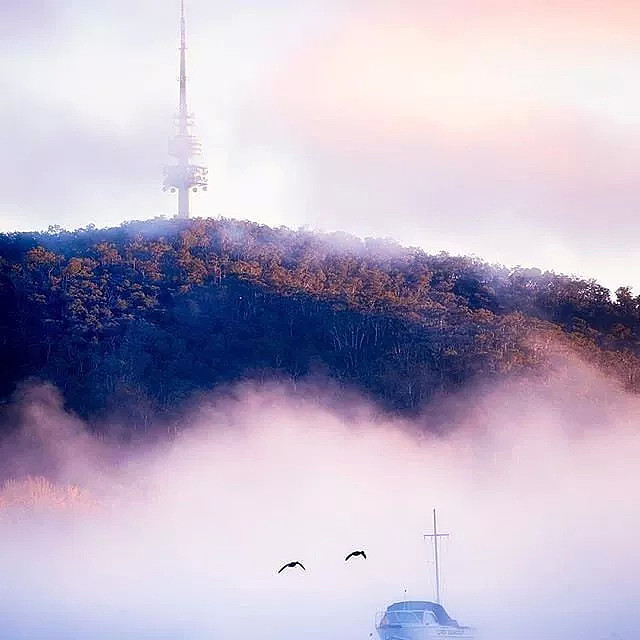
[423,509,449,604]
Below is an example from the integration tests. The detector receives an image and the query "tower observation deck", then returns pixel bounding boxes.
[163,0,207,219]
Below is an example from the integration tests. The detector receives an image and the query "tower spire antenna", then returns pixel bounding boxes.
[179,0,186,122]
[163,0,208,219]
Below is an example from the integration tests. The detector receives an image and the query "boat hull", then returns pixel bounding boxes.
[377,624,475,640]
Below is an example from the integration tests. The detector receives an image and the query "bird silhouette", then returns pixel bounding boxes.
[277,561,306,574]
[345,550,367,561]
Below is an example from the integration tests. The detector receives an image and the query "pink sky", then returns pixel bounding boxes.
[1,0,640,291]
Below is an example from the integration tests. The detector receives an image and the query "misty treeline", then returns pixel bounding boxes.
[1,217,639,434]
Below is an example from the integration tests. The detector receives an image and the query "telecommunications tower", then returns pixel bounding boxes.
[163,0,208,219]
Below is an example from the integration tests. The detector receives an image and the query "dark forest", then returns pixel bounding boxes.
[1,217,639,435]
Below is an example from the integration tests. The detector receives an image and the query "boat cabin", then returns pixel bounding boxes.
[377,601,461,628]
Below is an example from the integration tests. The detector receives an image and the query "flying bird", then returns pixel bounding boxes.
[277,561,306,574]
[345,550,367,561]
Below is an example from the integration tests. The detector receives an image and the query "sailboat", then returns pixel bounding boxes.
[374,510,476,640]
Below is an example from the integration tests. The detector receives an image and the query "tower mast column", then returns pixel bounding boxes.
[179,186,190,219]
[163,0,208,219]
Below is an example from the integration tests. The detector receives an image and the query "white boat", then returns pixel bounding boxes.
[374,510,477,640]
[375,600,475,640]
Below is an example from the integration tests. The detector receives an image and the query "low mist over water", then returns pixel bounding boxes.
[0,357,637,640]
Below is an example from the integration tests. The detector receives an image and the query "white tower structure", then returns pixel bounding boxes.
[163,0,207,219]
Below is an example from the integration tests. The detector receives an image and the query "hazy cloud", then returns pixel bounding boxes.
[0,356,638,639]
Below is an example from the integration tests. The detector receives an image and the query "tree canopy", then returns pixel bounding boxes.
[1,216,639,435]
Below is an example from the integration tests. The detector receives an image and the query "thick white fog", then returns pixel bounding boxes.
[0,359,638,640]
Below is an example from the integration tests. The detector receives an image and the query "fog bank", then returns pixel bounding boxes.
[0,362,638,640]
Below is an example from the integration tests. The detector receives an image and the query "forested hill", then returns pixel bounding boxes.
[1,217,639,433]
